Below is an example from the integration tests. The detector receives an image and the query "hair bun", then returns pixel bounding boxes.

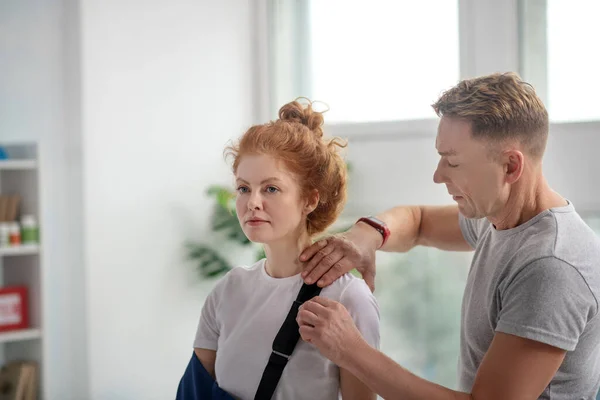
[278,99,324,138]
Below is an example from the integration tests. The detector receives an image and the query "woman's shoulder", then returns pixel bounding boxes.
[211,259,265,291]
[321,273,380,343]
[217,259,265,283]
[320,272,374,303]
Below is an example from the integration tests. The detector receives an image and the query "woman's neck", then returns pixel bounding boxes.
[263,231,312,278]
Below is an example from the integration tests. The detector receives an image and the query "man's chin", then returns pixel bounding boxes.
[457,204,478,219]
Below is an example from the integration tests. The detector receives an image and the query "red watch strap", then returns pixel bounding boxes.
[356,216,390,249]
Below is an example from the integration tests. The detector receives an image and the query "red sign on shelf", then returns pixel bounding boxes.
[0,286,28,332]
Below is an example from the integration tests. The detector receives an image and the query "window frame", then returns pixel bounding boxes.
[254,0,524,139]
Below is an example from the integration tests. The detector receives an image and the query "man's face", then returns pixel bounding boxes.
[433,117,508,219]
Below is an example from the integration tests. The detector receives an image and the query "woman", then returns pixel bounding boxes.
[192,99,380,399]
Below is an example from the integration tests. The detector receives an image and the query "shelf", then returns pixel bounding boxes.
[0,244,40,256]
[0,328,41,344]
[0,160,37,170]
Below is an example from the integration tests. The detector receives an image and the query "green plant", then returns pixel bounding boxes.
[186,185,265,278]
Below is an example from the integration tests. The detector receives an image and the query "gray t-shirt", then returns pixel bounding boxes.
[458,202,600,399]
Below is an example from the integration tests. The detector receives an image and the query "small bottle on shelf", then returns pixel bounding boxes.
[8,222,21,246]
[0,223,9,247]
[21,214,39,244]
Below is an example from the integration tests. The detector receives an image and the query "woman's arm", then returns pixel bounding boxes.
[340,368,377,400]
[194,348,217,379]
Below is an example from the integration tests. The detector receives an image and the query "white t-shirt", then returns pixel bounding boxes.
[194,258,380,400]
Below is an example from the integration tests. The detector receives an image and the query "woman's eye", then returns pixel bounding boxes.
[448,161,459,168]
[266,186,279,193]
[237,186,249,194]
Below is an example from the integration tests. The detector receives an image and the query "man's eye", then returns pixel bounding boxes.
[448,161,459,168]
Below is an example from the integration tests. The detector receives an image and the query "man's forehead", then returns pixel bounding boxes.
[435,134,459,155]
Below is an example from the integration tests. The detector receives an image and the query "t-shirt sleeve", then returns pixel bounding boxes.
[458,213,488,248]
[340,278,381,350]
[495,257,598,351]
[193,281,224,351]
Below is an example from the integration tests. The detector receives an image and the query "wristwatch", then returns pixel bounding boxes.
[356,216,390,249]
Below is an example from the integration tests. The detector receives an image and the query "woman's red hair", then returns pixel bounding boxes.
[225,99,347,236]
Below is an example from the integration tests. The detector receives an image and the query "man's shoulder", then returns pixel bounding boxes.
[497,208,600,314]
[487,204,597,260]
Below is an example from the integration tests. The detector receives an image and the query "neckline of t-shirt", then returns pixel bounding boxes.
[257,258,304,285]
[490,200,574,238]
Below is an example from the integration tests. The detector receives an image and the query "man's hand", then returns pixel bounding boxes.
[299,223,381,291]
[296,296,365,367]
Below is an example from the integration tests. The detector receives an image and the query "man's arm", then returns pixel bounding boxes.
[377,205,472,252]
[341,332,565,400]
[300,205,471,289]
[340,368,377,400]
[298,297,566,400]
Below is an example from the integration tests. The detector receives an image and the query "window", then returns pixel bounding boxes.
[269,0,460,123]
[521,0,600,122]
[375,248,470,388]
[584,214,600,236]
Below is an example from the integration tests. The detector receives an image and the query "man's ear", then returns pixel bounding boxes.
[503,149,524,184]
[305,189,319,214]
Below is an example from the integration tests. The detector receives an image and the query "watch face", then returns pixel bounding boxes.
[368,217,384,225]
[365,217,384,227]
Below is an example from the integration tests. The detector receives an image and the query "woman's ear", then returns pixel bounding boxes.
[305,189,319,214]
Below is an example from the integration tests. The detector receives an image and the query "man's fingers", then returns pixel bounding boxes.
[299,239,328,263]
[296,308,320,327]
[307,296,336,308]
[301,241,335,278]
[302,241,335,285]
[316,258,351,288]
[303,247,344,285]
[300,297,330,315]
[299,325,315,342]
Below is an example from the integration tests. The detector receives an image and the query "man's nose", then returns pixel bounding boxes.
[433,164,444,184]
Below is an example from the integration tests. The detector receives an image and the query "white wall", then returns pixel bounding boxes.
[0,0,62,142]
[0,1,88,398]
[544,122,600,213]
[80,1,253,399]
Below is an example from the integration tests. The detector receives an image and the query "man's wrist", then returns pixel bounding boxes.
[354,216,390,249]
[339,335,373,371]
[349,222,384,251]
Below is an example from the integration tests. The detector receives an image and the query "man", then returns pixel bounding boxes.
[296,72,600,400]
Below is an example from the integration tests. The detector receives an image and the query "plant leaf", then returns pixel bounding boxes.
[207,185,235,212]
[186,243,232,278]
[211,204,250,245]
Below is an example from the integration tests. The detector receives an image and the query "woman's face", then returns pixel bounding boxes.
[235,154,314,244]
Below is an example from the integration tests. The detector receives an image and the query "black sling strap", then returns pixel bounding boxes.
[253,283,322,400]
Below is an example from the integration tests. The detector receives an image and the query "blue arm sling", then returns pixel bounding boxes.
[176,283,321,400]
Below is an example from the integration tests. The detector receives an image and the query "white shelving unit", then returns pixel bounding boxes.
[0,328,42,344]
[0,160,37,171]
[0,142,43,395]
[0,244,40,256]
